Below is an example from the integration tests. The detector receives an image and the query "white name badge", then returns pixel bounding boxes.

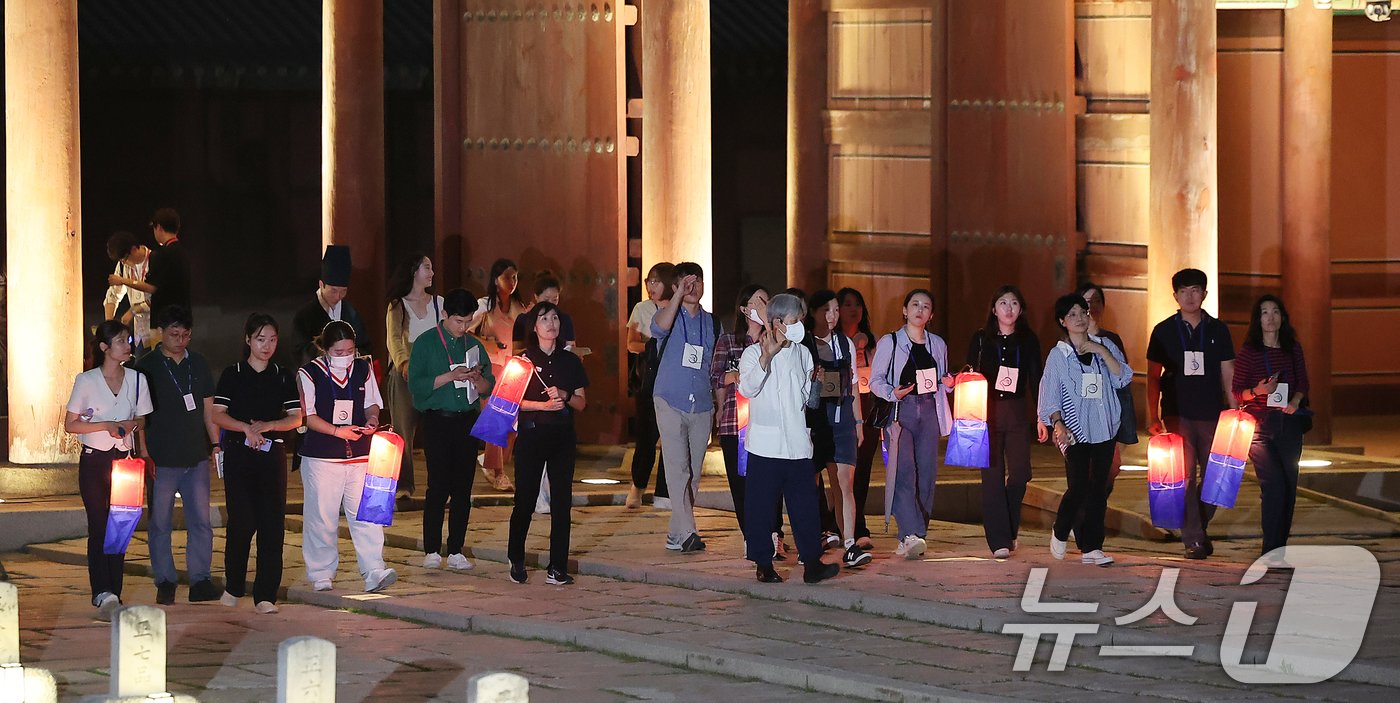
[1268,382,1290,409]
[450,362,470,389]
[857,366,872,394]
[995,366,1019,393]
[182,393,197,412]
[916,367,940,395]
[1081,373,1104,399]
[1184,350,1205,376]
[682,342,705,370]
[332,399,355,426]
[820,371,842,398]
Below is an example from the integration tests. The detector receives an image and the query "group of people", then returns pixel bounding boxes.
[70,212,1310,619]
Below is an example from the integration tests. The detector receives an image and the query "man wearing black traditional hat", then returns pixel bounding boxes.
[293,245,369,366]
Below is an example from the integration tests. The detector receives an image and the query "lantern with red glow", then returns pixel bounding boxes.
[736,392,750,477]
[471,356,537,447]
[1201,409,1258,508]
[945,371,990,468]
[357,430,405,526]
[104,457,146,554]
[1147,433,1187,529]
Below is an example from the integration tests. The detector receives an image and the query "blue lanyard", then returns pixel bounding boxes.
[324,358,352,401]
[1176,314,1204,353]
[161,354,192,396]
[679,309,697,346]
[1262,346,1288,383]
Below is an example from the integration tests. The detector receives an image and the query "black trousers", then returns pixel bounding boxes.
[853,394,880,539]
[422,410,481,556]
[1250,412,1303,554]
[745,453,823,569]
[510,423,577,570]
[222,445,288,603]
[981,397,1033,551]
[79,446,127,602]
[1053,439,1115,552]
[630,391,668,497]
[1168,416,1219,547]
[719,434,783,539]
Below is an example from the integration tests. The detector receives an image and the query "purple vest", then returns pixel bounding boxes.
[299,357,372,459]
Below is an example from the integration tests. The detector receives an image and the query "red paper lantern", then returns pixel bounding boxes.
[1209,409,1257,461]
[110,457,145,509]
[1148,433,1187,488]
[952,371,988,423]
[367,431,405,481]
[493,356,536,406]
[736,392,749,430]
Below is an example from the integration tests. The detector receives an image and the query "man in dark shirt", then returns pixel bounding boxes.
[135,305,220,604]
[292,244,368,365]
[1145,268,1237,560]
[144,208,192,320]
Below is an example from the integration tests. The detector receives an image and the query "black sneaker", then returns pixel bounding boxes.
[156,581,176,605]
[1203,538,1215,558]
[680,533,706,553]
[843,546,872,568]
[545,568,574,586]
[1185,543,1209,560]
[189,579,221,603]
[803,562,840,584]
[821,532,841,551]
[756,566,783,583]
[508,562,528,584]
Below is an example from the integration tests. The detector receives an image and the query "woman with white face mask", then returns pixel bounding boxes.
[296,320,396,594]
[868,289,954,560]
[738,293,840,585]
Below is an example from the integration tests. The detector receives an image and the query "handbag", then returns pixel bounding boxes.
[866,334,897,429]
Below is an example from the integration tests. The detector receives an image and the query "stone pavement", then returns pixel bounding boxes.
[20,490,1400,702]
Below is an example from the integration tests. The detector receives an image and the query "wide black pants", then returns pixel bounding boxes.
[79,446,127,602]
[422,410,481,556]
[223,444,288,603]
[510,423,577,570]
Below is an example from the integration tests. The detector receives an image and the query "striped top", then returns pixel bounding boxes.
[1231,343,1309,418]
[1037,336,1133,444]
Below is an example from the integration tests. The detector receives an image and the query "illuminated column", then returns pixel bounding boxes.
[1282,3,1332,442]
[1148,0,1217,327]
[433,0,464,290]
[641,0,712,308]
[786,0,827,292]
[323,0,386,351]
[5,0,84,464]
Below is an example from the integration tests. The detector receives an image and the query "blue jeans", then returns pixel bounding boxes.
[893,393,941,539]
[148,461,213,585]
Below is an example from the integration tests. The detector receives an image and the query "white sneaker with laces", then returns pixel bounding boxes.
[1081,549,1114,566]
[313,579,333,592]
[255,601,280,614]
[446,553,474,571]
[95,592,121,622]
[422,552,443,569]
[992,548,1011,559]
[1050,532,1067,560]
[220,591,239,607]
[365,568,397,593]
[893,535,926,560]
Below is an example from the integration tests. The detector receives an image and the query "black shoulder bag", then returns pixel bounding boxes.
[865,333,898,429]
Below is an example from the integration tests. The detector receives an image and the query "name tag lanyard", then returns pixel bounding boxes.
[1262,348,1293,409]
[1177,314,1207,375]
[996,341,1020,393]
[323,358,356,457]
[1078,352,1104,400]
[436,324,471,397]
[678,311,707,400]
[161,354,198,412]
[824,334,848,422]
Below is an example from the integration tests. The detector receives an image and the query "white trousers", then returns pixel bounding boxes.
[300,457,386,583]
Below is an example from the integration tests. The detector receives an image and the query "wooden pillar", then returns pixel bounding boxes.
[1283,3,1333,442]
[323,0,386,353]
[1148,0,1218,328]
[641,0,712,308]
[5,0,84,464]
[786,0,827,292]
[433,0,464,291]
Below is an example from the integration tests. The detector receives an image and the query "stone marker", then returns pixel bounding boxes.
[467,671,529,703]
[110,605,165,698]
[277,636,336,703]
[1,582,16,665]
[0,584,59,703]
[20,666,58,703]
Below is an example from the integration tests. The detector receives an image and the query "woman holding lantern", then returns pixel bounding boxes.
[296,320,397,593]
[965,286,1045,559]
[869,289,953,560]
[1038,294,1133,566]
[507,301,588,586]
[210,313,303,614]
[1232,295,1310,555]
[65,320,153,620]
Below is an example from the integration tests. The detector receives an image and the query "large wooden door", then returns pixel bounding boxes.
[456,1,628,442]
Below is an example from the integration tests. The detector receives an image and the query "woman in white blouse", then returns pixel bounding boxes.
[63,320,154,620]
[738,293,840,586]
[384,253,445,499]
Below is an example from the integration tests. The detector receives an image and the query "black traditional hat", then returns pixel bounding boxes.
[321,244,352,287]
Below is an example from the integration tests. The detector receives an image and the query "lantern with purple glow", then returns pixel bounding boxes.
[357,430,405,525]
[1147,433,1187,529]
[104,457,145,554]
[1202,409,1258,508]
[944,371,989,468]
[736,392,750,477]
[470,356,536,447]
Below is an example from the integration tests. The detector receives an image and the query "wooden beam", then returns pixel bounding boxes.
[824,109,931,147]
[825,0,933,11]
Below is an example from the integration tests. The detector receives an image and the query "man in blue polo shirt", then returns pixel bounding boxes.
[1146,268,1237,560]
[650,262,719,553]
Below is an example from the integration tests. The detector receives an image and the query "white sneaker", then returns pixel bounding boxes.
[220,591,239,607]
[1050,532,1067,560]
[653,496,672,510]
[313,579,333,592]
[365,568,397,593]
[95,592,121,622]
[422,553,443,569]
[255,601,280,614]
[1081,549,1114,566]
[893,535,926,560]
[446,553,474,571]
[992,548,1011,559]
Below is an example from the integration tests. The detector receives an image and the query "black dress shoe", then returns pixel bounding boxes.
[189,579,221,602]
[756,566,783,583]
[803,562,840,584]
[156,581,176,605]
[1203,538,1215,557]
[1185,544,1209,560]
